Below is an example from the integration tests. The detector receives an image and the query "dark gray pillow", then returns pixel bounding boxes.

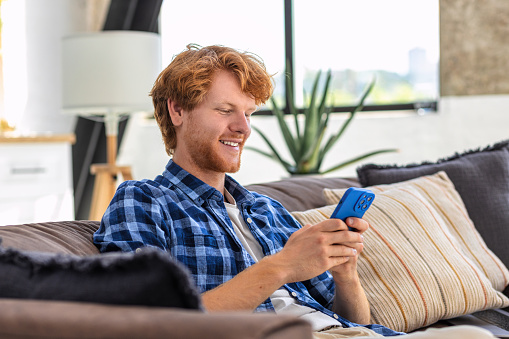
[356,140,509,269]
[0,244,202,310]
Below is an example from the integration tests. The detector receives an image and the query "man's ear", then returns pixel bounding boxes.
[167,98,184,126]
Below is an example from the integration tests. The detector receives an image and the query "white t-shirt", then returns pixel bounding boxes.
[223,190,341,331]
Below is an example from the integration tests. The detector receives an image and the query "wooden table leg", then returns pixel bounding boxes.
[88,164,133,221]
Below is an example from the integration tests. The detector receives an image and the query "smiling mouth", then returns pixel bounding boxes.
[220,140,240,147]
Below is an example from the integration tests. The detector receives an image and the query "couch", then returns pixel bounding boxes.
[0,219,313,339]
[2,141,509,338]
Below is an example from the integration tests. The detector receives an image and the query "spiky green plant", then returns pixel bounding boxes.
[247,70,397,175]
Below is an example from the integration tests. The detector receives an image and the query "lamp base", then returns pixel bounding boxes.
[89,164,133,221]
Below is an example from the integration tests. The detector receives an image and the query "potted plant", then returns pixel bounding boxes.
[247,70,397,175]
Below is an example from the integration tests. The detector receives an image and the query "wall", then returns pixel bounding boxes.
[440,0,509,96]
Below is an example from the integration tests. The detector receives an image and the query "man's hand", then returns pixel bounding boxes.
[269,217,367,284]
[268,216,371,324]
[328,217,368,281]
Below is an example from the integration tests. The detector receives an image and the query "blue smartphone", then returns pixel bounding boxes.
[330,187,375,230]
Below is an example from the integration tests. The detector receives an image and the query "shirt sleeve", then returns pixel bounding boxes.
[93,181,171,253]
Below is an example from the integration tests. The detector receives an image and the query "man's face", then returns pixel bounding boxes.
[174,70,257,177]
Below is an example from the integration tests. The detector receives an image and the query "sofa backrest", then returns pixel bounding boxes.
[0,220,100,255]
[246,176,359,212]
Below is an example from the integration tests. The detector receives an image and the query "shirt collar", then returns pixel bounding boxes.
[162,159,255,207]
[225,175,255,206]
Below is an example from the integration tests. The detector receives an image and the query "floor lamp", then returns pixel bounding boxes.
[62,31,161,221]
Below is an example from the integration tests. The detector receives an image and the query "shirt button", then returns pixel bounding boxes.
[291,292,297,297]
[333,314,339,319]
[246,218,253,223]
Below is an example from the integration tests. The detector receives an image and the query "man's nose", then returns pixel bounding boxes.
[231,112,251,134]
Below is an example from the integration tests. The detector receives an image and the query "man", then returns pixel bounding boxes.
[94,44,494,339]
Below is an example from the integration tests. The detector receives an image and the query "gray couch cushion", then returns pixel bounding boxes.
[246,176,359,212]
[0,245,203,310]
[356,140,509,269]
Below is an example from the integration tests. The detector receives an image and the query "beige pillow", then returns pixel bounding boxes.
[291,171,509,332]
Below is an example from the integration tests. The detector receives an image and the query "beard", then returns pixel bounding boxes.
[186,132,245,174]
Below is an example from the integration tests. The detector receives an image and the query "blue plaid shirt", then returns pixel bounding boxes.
[94,160,402,336]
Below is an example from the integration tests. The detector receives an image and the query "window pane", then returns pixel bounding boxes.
[293,0,439,107]
[160,1,285,110]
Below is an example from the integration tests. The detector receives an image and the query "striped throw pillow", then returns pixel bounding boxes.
[291,171,509,332]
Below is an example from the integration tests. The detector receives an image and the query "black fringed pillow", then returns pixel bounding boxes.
[356,140,509,270]
[0,244,202,310]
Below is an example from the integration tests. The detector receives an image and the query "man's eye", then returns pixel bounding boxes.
[219,109,232,114]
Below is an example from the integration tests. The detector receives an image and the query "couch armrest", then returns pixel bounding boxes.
[0,299,312,339]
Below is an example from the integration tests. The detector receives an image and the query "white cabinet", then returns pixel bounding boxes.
[0,134,75,225]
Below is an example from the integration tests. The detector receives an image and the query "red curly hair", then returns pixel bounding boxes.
[150,44,274,155]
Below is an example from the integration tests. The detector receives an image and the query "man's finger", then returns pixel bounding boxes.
[345,217,369,233]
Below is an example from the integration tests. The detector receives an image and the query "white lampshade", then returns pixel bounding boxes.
[62,31,161,135]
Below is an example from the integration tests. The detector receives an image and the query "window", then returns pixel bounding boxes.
[159,0,439,113]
